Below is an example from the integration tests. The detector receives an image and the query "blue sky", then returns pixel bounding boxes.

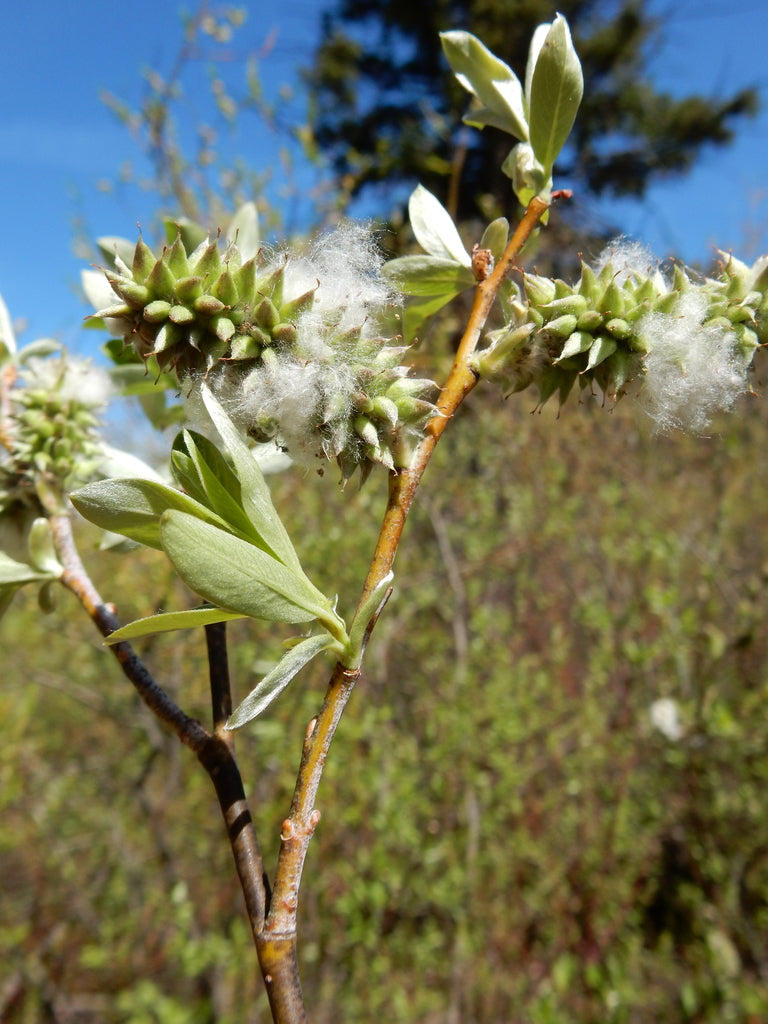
[2,0,767,354]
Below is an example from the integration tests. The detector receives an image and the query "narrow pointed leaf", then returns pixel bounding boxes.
[227,202,260,262]
[527,15,583,174]
[440,31,528,140]
[200,386,304,573]
[27,518,63,575]
[105,606,247,644]
[174,430,267,547]
[344,571,393,670]
[227,633,338,728]
[408,186,471,266]
[0,552,53,586]
[71,478,232,550]
[382,255,475,297]
[160,511,329,623]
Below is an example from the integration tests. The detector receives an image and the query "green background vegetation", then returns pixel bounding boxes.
[3,1,768,1019]
[4,385,768,1022]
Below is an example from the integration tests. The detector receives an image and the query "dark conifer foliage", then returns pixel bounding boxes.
[305,0,758,219]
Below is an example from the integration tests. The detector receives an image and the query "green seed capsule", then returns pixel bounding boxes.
[543,314,578,339]
[229,336,262,360]
[255,297,279,331]
[576,309,603,333]
[132,238,157,284]
[143,300,172,323]
[169,305,195,325]
[165,235,190,278]
[605,317,632,340]
[145,258,177,300]
[540,294,588,319]
[213,269,239,307]
[174,276,204,303]
[194,294,226,317]
[109,275,149,310]
[271,323,298,346]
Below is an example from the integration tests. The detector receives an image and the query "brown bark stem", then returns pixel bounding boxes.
[51,512,272,1006]
[264,195,550,962]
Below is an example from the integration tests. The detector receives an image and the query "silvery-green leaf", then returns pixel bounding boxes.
[227,633,339,728]
[160,511,330,624]
[27,519,62,576]
[96,236,137,272]
[0,292,17,361]
[408,185,471,267]
[98,444,167,483]
[71,478,232,550]
[200,386,304,574]
[527,14,583,175]
[440,31,528,141]
[479,218,509,262]
[524,22,551,112]
[227,202,260,262]
[382,255,475,296]
[0,552,52,586]
[105,606,247,644]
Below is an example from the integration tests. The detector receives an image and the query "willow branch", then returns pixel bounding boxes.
[51,512,210,752]
[264,196,550,950]
[205,620,232,731]
[265,665,358,937]
[51,512,270,954]
[359,194,549,602]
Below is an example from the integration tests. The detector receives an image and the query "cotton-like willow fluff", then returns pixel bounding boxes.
[473,241,766,431]
[88,221,438,483]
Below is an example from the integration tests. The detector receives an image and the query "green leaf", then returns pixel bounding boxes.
[0,552,53,586]
[0,292,17,361]
[96,235,136,271]
[160,511,331,624]
[440,31,528,141]
[227,633,339,728]
[382,255,475,297]
[479,218,509,263]
[105,606,248,644]
[407,186,471,266]
[0,585,20,619]
[27,518,62,575]
[344,571,393,670]
[527,15,583,175]
[227,202,260,262]
[400,294,460,343]
[71,478,232,550]
[171,430,268,550]
[200,386,304,573]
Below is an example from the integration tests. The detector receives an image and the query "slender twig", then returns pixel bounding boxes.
[359,195,549,602]
[51,511,271,995]
[266,666,359,936]
[205,620,232,730]
[263,195,550,956]
[51,512,210,751]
